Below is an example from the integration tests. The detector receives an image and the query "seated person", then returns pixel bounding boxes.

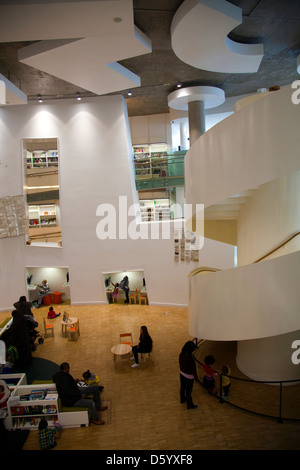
[47,307,61,319]
[131,326,153,368]
[53,362,107,425]
[13,296,33,316]
[37,280,50,306]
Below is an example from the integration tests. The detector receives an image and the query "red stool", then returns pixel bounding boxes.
[53,292,62,304]
[43,294,52,305]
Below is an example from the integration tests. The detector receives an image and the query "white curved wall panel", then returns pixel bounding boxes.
[171,0,263,73]
[185,86,300,211]
[188,251,300,341]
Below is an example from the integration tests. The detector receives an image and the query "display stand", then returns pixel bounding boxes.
[4,383,88,430]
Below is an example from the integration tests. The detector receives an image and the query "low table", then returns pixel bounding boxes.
[61,317,77,337]
[111,343,132,365]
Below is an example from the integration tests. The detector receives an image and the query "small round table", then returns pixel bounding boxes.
[61,317,77,337]
[111,343,132,365]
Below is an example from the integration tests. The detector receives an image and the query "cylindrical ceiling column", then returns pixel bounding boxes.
[188,100,205,145]
[168,86,225,146]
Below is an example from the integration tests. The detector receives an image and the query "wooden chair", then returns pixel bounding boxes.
[119,332,133,347]
[139,289,148,305]
[129,289,138,304]
[140,344,153,362]
[62,311,69,322]
[43,318,54,337]
[68,319,80,341]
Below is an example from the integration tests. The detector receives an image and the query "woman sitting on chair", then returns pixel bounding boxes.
[131,326,152,368]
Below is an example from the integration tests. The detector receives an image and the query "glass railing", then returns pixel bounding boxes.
[193,339,300,423]
[134,150,186,190]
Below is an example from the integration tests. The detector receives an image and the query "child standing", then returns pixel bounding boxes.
[38,418,60,450]
[221,365,231,399]
[203,355,219,395]
[47,306,61,319]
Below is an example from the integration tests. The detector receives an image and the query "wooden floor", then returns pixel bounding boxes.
[1,303,300,451]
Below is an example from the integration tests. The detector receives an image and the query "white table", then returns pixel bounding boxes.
[61,317,77,337]
[111,343,132,365]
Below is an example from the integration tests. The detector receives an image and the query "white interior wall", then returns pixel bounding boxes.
[0,96,234,311]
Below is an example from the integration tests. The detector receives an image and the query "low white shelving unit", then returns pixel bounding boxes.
[4,382,88,430]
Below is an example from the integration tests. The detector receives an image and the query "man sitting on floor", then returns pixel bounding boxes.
[53,362,107,425]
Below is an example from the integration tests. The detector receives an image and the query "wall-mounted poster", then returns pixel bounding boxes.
[0,195,28,239]
[173,226,200,263]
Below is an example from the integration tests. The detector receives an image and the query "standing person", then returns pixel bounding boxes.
[13,296,33,316]
[131,326,153,368]
[221,365,231,399]
[53,362,107,425]
[179,341,199,409]
[37,279,50,306]
[119,275,129,303]
[2,310,32,366]
[203,355,219,395]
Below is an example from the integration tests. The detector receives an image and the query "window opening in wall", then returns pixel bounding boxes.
[26,266,70,308]
[103,270,147,305]
[132,142,186,219]
[23,138,61,247]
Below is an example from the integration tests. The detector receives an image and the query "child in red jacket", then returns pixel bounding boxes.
[47,306,61,319]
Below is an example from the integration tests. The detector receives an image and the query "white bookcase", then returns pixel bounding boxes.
[139,199,170,221]
[26,150,58,168]
[133,143,168,179]
[28,204,57,228]
[5,383,88,430]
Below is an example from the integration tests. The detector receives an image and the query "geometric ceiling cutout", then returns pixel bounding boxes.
[0,73,27,106]
[171,0,264,73]
[19,27,152,96]
[0,1,152,96]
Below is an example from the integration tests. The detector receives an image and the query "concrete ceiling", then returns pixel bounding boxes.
[0,0,299,116]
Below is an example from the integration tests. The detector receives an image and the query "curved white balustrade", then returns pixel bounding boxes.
[185,85,300,214]
[188,251,300,341]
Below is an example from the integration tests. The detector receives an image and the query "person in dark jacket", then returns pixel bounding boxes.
[13,296,33,316]
[131,326,153,368]
[119,275,130,303]
[53,362,107,425]
[2,310,32,366]
[179,341,199,409]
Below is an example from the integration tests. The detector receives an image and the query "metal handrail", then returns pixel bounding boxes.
[193,339,300,423]
[254,231,300,263]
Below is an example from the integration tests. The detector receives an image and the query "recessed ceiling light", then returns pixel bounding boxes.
[113,17,122,23]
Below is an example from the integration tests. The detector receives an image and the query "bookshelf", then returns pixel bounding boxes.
[26,150,58,168]
[5,383,89,430]
[28,204,57,228]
